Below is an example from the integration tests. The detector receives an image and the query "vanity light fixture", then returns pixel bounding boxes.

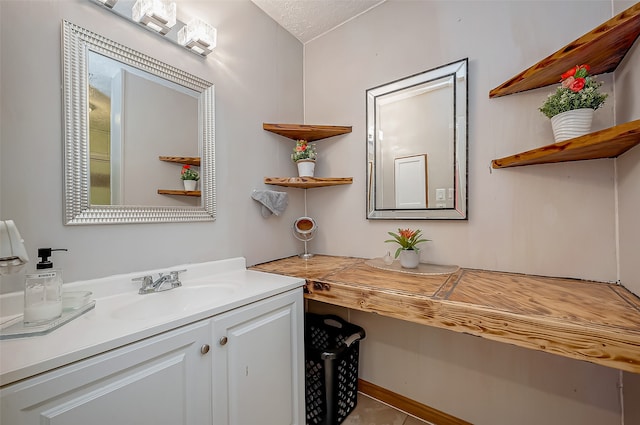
[132,0,176,35]
[178,18,217,56]
[96,0,118,7]
[89,0,216,58]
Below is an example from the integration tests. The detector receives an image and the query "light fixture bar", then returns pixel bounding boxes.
[88,0,215,58]
[96,0,118,8]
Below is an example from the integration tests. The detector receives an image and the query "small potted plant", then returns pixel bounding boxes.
[539,64,607,142]
[385,228,430,269]
[291,139,317,177]
[180,164,199,191]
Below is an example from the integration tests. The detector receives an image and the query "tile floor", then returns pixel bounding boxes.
[342,393,434,425]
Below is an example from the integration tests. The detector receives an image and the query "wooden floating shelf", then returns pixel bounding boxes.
[262,123,353,188]
[263,123,352,142]
[492,119,640,168]
[159,156,200,166]
[489,3,640,98]
[157,189,201,197]
[264,177,353,188]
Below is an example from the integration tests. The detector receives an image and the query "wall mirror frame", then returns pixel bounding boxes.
[62,20,215,225]
[366,58,468,220]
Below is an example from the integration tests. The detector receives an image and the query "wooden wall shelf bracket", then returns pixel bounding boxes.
[492,119,640,168]
[264,177,353,188]
[157,189,201,197]
[263,123,352,142]
[159,156,201,166]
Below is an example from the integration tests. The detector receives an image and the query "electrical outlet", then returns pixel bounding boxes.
[436,188,446,201]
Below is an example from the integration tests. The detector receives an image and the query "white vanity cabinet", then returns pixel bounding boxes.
[212,289,305,425]
[0,319,213,425]
[1,284,305,425]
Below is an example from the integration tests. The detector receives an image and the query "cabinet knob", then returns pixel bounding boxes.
[219,336,228,346]
[200,344,210,355]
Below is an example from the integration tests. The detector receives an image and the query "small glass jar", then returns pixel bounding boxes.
[24,270,63,325]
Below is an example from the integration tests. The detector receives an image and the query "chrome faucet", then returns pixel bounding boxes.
[133,269,186,294]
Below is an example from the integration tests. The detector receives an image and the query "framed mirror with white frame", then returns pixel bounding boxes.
[62,20,215,225]
[366,58,468,220]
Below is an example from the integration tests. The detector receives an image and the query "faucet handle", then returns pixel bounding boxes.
[132,275,155,294]
[132,275,153,285]
[169,269,187,279]
[168,269,187,289]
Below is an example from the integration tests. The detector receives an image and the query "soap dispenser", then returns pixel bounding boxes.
[23,248,67,326]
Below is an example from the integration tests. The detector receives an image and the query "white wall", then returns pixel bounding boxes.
[304,1,630,424]
[616,0,640,297]
[304,0,616,282]
[0,0,305,292]
[614,1,640,423]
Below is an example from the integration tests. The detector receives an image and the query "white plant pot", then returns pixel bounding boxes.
[296,160,316,177]
[183,180,197,191]
[399,249,420,269]
[550,108,594,142]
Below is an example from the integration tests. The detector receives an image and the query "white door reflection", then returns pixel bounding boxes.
[394,154,427,209]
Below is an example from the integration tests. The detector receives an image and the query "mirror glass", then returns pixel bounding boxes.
[366,59,468,220]
[63,20,215,224]
[88,51,200,207]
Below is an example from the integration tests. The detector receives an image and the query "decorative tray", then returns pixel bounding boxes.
[0,300,96,340]
[365,258,460,276]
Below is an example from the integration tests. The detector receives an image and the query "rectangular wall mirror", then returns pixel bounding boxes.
[63,20,215,224]
[366,58,468,220]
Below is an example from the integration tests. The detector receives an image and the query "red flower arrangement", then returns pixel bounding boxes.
[291,140,317,162]
[560,64,590,92]
[180,164,199,181]
[539,64,607,119]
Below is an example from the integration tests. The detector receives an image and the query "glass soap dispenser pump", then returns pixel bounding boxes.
[23,248,67,326]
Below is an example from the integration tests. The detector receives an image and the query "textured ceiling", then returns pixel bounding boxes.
[251,0,386,43]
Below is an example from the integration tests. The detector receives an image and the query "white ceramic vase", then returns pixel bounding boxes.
[296,159,316,177]
[399,249,420,269]
[183,179,197,191]
[550,108,594,142]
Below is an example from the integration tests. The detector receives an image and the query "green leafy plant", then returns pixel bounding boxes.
[180,164,199,181]
[539,64,607,119]
[385,228,430,258]
[291,139,317,162]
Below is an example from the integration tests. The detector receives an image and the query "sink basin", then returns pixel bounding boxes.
[111,284,236,320]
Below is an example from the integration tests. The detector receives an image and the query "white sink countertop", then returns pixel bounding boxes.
[0,257,304,387]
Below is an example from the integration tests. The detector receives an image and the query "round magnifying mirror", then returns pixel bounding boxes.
[292,217,317,259]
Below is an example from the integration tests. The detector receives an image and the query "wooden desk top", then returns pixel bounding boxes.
[250,255,640,373]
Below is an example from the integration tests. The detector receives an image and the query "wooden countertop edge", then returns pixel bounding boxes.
[251,256,640,373]
[303,280,640,373]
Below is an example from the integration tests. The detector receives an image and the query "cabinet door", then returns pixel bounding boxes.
[1,320,213,425]
[212,289,304,425]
